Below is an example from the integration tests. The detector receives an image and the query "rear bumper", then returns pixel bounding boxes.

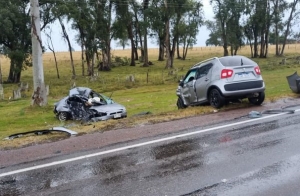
[221,80,265,97]
[224,81,264,91]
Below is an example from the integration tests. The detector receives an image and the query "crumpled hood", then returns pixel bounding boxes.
[90,102,126,113]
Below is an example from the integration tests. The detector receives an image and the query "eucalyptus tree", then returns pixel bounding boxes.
[210,0,245,56]
[210,0,229,56]
[142,0,150,67]
[272,0,287,56]
[177,0,204,60]
[131,2,143,61]
[0,0,55,83]
[45,30,60,79]
[93,0,117,71]
[244,0,272,58]
[69,0,98,76]
[132,2,144,61]
[226,0,244,55]
[274,0,300,56]
[147,0,167,61]
[205,20,223,46]
[114,0,136,66]
[51,0,83,77]
[163,0,204,68]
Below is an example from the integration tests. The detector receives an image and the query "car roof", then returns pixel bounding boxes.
[191,55,257,69]
[69,87,92,97]
[192,57,217,68]
[218,55,257,67]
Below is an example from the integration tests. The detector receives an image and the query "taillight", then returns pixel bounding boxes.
[221,69,233,79]
[254,66,261,75]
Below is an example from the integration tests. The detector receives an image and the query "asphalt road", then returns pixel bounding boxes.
[1,103,300,196]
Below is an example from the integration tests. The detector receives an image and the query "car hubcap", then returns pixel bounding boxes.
[59,113,67,121]
[211,92,218,106]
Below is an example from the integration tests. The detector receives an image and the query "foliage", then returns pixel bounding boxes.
[0,0,56,83]
[2,0,299,84]
[113,56,131,66]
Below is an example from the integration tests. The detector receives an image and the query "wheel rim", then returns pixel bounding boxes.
[58,112,68,121]
[210,90,219,107]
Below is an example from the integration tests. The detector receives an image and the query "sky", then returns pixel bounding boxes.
[41,0,214,52]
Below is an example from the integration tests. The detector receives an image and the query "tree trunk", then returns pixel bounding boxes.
[127,22,136,66]
[143,0,149,67]
[31,0,47,106]
[52,50,59,79]
[46,33,60,79]
[165,21,173,68]
[221,21,228,56]
[182,41,189,60]
[0,57,2,84]
[59,17,76,78]
[85,51,92,76]
[130,40,136,66]
[158,37,165,61]
[79,27,85,76]
[280,0,299,55]
[176,41,181,59]
[81,46,85,76]
[134,12,144,59]
[143,33,149,67]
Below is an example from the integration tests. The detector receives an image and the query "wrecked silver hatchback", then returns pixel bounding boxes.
[53,87,127,122]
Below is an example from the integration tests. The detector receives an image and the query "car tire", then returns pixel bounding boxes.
[209,89,225,109]
[177,97,187,109]
[248,92,265,105]
[58,112,69,121]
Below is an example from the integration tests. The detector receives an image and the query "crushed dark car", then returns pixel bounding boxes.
[53,87,127,122]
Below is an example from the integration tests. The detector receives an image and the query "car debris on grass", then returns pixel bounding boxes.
[5,127,78,140]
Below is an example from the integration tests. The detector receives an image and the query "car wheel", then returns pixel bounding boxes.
[58,112,69,121]
[177,97,187,109]
[209,89,225,109]
[248,92,265,105]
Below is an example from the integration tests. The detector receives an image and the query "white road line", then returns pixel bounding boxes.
[1,109,300,178]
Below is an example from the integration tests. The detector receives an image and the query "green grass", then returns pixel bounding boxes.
[0,45,300,149]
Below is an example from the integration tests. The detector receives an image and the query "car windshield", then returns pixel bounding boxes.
[219,56,257,67]
[101,94,114,104]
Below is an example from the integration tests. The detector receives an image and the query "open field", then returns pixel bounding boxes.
[0,45,300,149]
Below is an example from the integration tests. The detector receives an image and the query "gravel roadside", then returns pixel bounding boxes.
[1,97,299,168]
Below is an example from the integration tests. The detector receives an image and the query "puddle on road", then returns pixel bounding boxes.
[145,139,206,179]
[152,139,199,160]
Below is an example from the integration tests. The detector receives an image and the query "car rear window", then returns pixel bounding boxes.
[219,56,257,67]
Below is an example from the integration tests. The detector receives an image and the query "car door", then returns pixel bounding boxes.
[181,69,198,105]
[194,63,213,102]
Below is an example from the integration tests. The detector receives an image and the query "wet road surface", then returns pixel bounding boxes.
[1,106,300,196]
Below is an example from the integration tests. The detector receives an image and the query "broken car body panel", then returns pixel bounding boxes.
[5,127,78,140]
[286,71,300,94]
